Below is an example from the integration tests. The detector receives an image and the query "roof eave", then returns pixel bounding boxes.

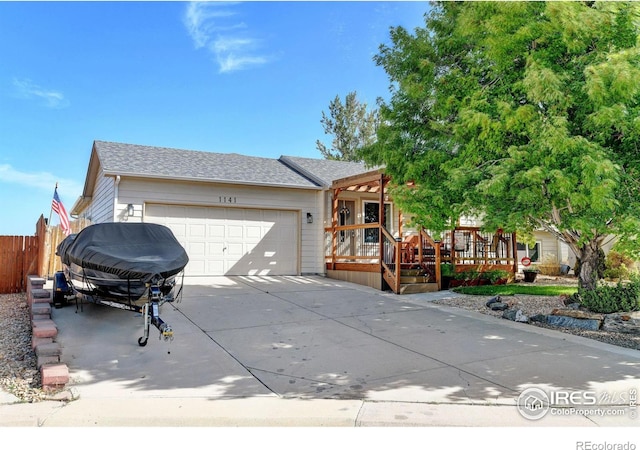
[70,195,92,217]
[102,170,324,191]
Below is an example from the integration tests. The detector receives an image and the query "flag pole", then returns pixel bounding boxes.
[48,182,57,231]
[46,182,58,279]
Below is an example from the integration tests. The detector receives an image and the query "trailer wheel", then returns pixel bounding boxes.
[138,337,148,347]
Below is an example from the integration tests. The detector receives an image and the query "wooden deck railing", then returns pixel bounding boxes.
[441,227,517,273]
[380,226,401,293]
[324,224,442,293]
[325,224,516,293]
[324,223,381,265]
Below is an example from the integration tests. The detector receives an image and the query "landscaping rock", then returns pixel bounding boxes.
[490,302,509,311]
[529,314,548,323]
[546,315,601,331]
[602,312,640,334]
[485,296,501,308]
[550,309,604,321]
[502,309,529,323]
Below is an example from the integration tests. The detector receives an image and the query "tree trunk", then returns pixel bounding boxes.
[577,240,601,291]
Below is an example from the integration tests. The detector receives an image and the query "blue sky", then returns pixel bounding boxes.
[0,1,428,236]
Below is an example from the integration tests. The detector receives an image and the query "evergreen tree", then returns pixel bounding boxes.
[316,91,379,161]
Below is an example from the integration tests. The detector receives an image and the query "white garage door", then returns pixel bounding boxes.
[145,204,299,276]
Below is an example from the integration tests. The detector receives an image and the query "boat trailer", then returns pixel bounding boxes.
[54,270,183,347]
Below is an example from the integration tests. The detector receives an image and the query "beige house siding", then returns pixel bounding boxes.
[535,231,561,263]
[299,190,325,275]
[110,177,324,275]
[78,171,114,224]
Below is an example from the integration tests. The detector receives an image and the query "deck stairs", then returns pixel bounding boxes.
[397,267,439,295]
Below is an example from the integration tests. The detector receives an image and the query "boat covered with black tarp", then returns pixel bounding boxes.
[57,222,189,301]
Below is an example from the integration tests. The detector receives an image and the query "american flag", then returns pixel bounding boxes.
[52,187,71,236]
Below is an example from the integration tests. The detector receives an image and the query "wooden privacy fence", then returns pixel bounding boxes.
[0,235,40,294]
[45,224,72,277]
[0,215,90,294]
[42,217,91,278]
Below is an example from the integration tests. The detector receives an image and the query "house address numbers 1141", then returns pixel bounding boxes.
[219,196,237,204]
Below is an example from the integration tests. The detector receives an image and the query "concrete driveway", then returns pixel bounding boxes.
[54,275,639,399]
[9,275,639,427]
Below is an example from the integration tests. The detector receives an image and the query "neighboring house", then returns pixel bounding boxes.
[459,217,580,273]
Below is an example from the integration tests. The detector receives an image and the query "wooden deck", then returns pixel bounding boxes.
[324,224,517,294]
[324,169,517,294]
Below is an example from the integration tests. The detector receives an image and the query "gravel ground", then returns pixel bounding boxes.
[433,275,640,351]
[432,293,640,350]
[1,276,637,403]
[0,293,46,403]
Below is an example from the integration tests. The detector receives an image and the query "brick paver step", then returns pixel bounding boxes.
[31,304,51,317]
[31,288,51,299]
[41,364,69,388]
[32,322,57,339]
[35,342,62,357]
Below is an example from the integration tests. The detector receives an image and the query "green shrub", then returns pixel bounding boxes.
[573,278,640,314]
[603,250,637,280]
[440,263,455,277]
[454,270,480,281]
[481,270,511,283]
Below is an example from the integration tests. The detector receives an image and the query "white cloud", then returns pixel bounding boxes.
[218,54,269,73]
[183,2,270,73]
[12,78,69,109]
[184,1,241,48]
[0,164,81,197]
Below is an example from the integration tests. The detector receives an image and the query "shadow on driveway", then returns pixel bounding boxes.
[53,276,640,406]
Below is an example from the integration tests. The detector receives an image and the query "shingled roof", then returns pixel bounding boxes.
[278,155,374,187]
[93,141,321,188]
[73,140,380,214]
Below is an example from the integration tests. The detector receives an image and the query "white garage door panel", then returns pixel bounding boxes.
[145,204,299,276]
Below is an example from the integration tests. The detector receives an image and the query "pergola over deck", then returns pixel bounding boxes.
[324,170,518,294]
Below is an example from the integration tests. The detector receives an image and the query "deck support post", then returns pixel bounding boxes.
[331,188,341,271]
[512,231,518,275]
[435,239,442,290]
[379,173,386,290]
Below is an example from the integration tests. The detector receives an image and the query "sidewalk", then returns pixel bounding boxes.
[2,395,630,427]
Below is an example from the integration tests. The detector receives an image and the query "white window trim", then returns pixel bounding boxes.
[517,241,541,263]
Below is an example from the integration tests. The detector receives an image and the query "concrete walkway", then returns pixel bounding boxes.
[1,276,638,432]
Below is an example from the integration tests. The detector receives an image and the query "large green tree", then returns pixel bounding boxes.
[361,1,640,290]
[316,91,379,161]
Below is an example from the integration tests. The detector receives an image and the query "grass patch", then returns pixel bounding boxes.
[451,284,578,296]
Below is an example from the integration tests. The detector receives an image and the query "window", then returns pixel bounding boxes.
[363,201,392,243]
[517,242,540,262]
[338,200,354,243]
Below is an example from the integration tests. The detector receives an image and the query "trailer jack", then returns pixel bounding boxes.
[138,286,174,347]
